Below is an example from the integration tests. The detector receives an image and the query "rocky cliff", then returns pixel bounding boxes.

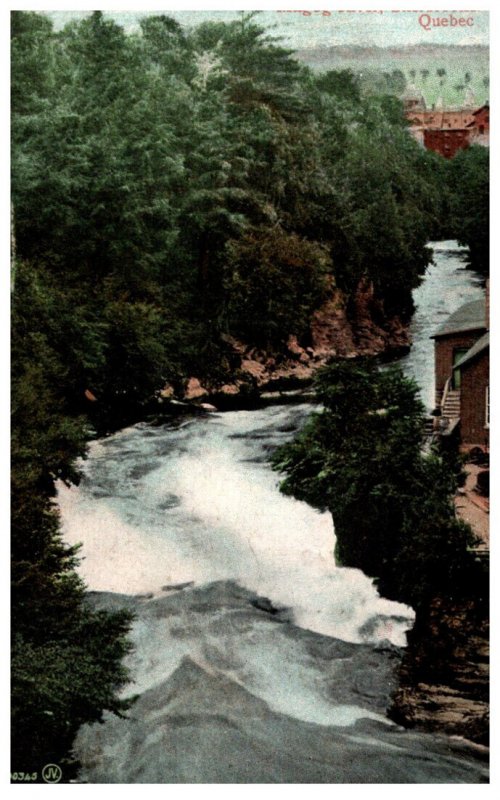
[390,597,489,746]
[176,279,411,404]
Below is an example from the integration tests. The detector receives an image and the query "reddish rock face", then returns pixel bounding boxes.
[240,359,267,383]
[178,280,411,400]
[184,377,209,400]
[311,288,356,357]
[219,383,240,396]
[311,280,411,359]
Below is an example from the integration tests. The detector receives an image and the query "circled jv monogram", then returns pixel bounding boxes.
[42,764,62,784]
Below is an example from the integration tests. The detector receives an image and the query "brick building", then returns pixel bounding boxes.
[455,333,489,447]
[406,102,489,158]
[431,295,489,450]
[423,127,470,159]
[469,104,490,135]
[466,103,490,147]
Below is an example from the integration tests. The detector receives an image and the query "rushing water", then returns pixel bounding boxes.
[398,240,484,410]
[58,403,413,646]
[58,241,488,782]
[59,239,483,636]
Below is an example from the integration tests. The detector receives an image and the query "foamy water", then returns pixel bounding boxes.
[58,405,414,646]
[58,241,487,740]
[58,241,484,652]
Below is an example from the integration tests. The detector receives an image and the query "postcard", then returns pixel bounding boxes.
[10,4,490,785]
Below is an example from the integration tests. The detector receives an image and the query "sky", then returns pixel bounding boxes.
[46,8,489,49]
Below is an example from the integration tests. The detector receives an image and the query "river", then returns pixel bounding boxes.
[58,241,488,783]
[398,240,484,410]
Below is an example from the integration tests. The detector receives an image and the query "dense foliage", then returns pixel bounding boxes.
[12,12,441,423]
[272,361,483,611]
[11,263,133,778]
[447,146,489,274]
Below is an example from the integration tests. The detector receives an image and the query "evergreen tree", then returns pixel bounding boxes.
[11,261,133,779]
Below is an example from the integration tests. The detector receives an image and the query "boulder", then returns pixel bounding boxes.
[219,384,240,396]
[241,359,266,383]
[159,383,175,399]
[185,378,209,400]
[286,334,305,358]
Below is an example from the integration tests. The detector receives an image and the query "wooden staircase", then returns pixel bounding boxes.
[442,389,461,421]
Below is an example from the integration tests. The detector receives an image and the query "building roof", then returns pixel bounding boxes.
[466,105,490,128]
[455,332,489,370]
[472,104,489,116]
[431,299,486,338]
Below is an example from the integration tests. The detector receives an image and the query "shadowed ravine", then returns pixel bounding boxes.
[58,242,488,783]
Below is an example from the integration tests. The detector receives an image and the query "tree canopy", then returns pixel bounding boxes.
[12,12,441,423]
[272,361,482,611]
[447,146,489,274]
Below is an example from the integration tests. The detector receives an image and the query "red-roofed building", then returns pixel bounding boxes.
[466,104,490,146]
[406,103,489,158]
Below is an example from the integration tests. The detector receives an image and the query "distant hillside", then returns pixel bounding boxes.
[295,44,489,107]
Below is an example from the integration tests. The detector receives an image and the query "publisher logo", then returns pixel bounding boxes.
[42,764,62,784]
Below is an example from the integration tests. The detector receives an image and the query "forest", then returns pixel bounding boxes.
[11,10,488,777]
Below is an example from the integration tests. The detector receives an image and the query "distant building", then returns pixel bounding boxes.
[401,85,426,113]
[406,102,489,158]
[423,127,471,159]
[466,103,490,146]
[431,291,489,450]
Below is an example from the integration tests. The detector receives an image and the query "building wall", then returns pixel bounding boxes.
[460,351,489,447]
[424,128,471,158]
[405,107,487,156]
[472,106,490,133]
[469,131,490,148]
[434,330,485,404]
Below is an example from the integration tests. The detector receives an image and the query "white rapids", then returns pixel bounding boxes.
[58,403,414,647]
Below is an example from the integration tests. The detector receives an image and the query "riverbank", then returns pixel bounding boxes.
[390,595,489,746]
[455,463,489,550]
[389,458,489,747]
[153,279,411,410]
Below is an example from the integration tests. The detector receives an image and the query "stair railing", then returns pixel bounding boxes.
[440,376,451,413]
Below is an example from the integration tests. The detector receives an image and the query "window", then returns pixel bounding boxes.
[452,348,469,389]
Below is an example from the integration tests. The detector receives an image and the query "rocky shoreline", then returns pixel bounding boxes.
[389,596,489,747]
[158,280,411,409]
